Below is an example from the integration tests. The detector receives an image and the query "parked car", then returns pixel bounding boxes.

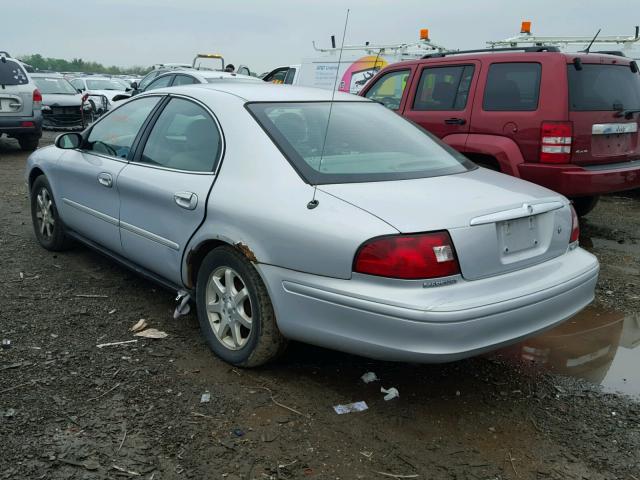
[360,47,640,216]
[26,83,599,367]
[0,51,42,150]
[129,66,195,96]
[69,76,130,113]
[30,73,90,130]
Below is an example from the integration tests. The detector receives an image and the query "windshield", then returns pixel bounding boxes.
[86,79,125,90]
[568,64,640,111]
[33,77,77,95]
[0,59,28,86]
[247,101,474,184]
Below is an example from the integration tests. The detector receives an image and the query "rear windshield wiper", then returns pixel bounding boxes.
[614,109,640,119]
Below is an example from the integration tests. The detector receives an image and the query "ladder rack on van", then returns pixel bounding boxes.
[487,21,640,52]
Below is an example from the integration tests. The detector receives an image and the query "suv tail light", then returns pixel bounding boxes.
[569,205,580,246]
[354,231,460,279]
[540,121,572,163]
[33,89,42,109]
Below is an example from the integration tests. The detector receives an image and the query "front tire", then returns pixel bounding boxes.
[196,246,287,367]
[30,176,72,251]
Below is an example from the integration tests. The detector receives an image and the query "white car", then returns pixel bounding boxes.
[69,77,131,113]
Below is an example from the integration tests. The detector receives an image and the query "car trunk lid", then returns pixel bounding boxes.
[567,61,640,166]
[322,168,573,280]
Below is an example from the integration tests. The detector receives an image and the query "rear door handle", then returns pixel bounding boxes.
[444,118,466,125]
[174,191,198,210]
[97,172,113,188]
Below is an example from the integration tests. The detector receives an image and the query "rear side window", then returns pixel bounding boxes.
[140,98,221,172]
[413,65,475,111]
[568,64,640,111]
[146,75,173,91]
[483,63,541,111]
[172,74,197,86]
[364,69,410,111]
[0,59,28,85]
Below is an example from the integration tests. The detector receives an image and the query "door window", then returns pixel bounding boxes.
[146,75,173,91]
[364,70,410,110]
[70,79,85,91]
[284,68,297,84]
[266,68,288,84]
[483,63,542,111]
[173,74,197,86]
[413,65,475,111]
[139,98,221,172]
[85,96,160,159]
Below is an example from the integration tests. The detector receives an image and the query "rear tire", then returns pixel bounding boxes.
[18,134,40,151]
[30,176,72,251]
[572,196,600,217]
[196,246,287,367]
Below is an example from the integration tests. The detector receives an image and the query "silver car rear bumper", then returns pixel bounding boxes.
[259,247,599,362]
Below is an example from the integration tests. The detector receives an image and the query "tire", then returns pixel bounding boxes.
[30,176,73,251]
[196,246,287,367]
[572,196,600,217]
[18,134,40,151]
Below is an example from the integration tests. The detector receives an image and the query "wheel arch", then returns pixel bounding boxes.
[462,134,526,177]
[28,167,45,191]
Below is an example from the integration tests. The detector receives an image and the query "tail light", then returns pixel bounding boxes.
[32,89,42,110]
[540,121,572,163]
[354,231,460,279]
[569,205,580,246]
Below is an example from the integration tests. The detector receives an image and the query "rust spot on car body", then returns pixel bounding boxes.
[235,242,257,263]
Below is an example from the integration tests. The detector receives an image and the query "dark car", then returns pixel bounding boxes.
[360,47,640,215]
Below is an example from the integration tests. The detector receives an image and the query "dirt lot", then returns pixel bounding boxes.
[1,132,639,480]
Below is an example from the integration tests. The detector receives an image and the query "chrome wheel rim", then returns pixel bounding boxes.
[35,188,55,240]
[205,266,253,350]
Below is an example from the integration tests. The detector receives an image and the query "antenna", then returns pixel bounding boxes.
[582,28,602,53]
[308,9,350,210]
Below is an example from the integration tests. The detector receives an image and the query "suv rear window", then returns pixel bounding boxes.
[0,59,28,86]
[483,63,541,111]
[247,101,474,185]
[568,64,640,111]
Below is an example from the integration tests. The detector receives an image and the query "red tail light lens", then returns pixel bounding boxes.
[33,89,42,110]
[570,205,580,244]
[540,121,572,163]
[354,231,460,279]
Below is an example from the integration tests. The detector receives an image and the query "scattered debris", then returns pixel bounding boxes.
[88,383,121,401]
[2,408,16,418]
[130,319,148,332]
[333,401,368,414]
[1,339,11,349]
[108,309,117,314]
[134,328,167,339]
[361,371,379,384]
[96,339,138,349]
[74,294,109,298]
[232,428,245,437]
[173,290,191,319]
[381,387,399,401]
[246,385,305,417]
[112,464,141,476]
[360,451,373,459]
[201,392,211,403]
[374,472,419,479]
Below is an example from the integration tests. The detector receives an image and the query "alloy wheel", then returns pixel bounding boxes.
[35,188,55,240]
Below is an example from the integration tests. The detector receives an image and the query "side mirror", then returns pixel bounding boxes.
[55,132,83,149]
[76,88,84,93]
[130,81,138,90]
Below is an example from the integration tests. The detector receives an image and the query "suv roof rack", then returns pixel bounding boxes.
[421,46,560,59]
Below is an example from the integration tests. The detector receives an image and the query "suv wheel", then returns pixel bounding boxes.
[572,196,600,217]
[18,134,40,152]
[196,246,287,367]
[30,176,72,251]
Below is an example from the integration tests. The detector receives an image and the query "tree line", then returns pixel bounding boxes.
[18,54,149,75]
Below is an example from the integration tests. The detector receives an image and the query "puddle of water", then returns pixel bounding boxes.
[502,306,640,398]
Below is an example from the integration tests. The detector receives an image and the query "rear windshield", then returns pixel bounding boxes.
[0,59,28,86]
[568,64,640,111]
[33,77,77,95]
[86,79,124,90]
[247,101,474,184]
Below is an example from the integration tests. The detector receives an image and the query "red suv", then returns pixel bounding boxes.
[360,47,640,215]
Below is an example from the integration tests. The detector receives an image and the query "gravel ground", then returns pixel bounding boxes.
[1,131,639,480]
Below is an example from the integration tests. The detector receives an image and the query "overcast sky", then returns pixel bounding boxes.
[6,0,640,72]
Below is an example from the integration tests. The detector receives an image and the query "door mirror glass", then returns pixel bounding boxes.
[130,81,138,90]
[55,132,83,149]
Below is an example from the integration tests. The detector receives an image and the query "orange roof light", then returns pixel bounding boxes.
[521,21,532,34]
[420,28,430,41]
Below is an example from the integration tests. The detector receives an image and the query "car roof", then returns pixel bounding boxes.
[152,82,370,103]
[403,50,634,66]
[30,72,64,78]
[162,69,260,82]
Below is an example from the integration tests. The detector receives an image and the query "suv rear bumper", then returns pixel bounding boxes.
[0,112,43,137]
[519,160,640,197]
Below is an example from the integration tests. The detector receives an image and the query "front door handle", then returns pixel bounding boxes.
[174,191,198,210]
[444,117,466,125]
[97,172,113,188]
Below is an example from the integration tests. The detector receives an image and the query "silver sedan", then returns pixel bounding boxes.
[25,83,599,367]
